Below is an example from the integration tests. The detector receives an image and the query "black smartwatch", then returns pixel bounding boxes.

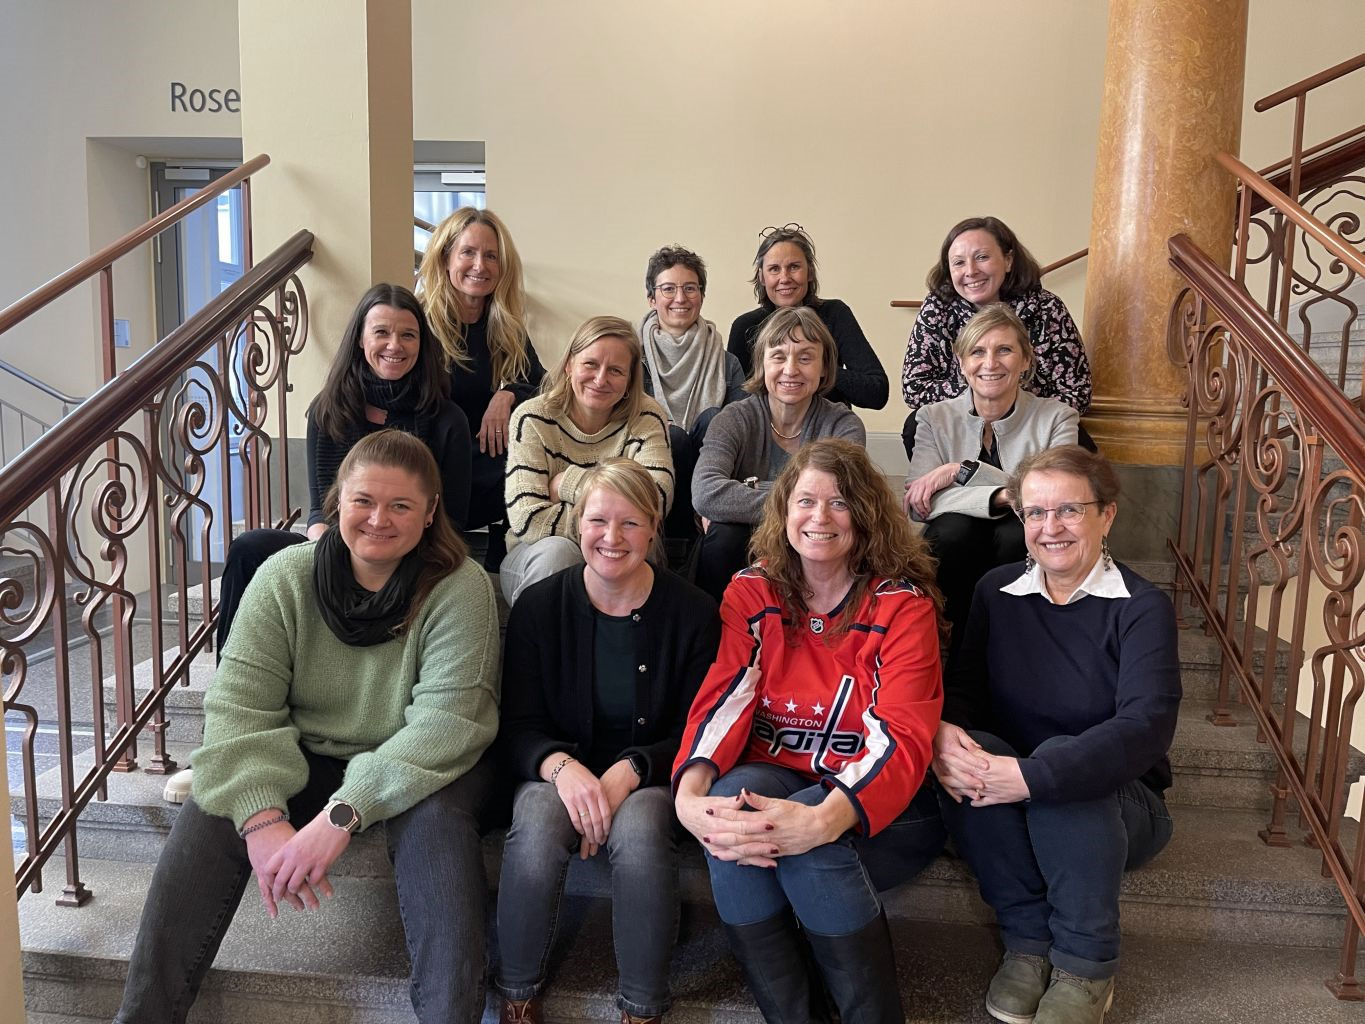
[627,753,648,784]
[954,460,979,486]
[325,798,361,834]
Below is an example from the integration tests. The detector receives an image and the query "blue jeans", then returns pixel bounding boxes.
[703,762,945,935]
[496,781,679,1017]
[937,731,1174,979]
[115,749,492,1024]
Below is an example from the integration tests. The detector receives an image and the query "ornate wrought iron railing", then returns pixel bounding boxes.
[1168,150,1365,996]
[3,229,314,903]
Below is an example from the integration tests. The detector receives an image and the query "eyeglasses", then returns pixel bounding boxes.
[759,222,806,239]
[654,283,702,298]
[1014,500,1104,525]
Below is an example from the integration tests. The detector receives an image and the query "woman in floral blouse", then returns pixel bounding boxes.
[900,216,1091,462]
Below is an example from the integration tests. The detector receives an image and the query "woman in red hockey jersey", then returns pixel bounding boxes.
[672,437,946,1023]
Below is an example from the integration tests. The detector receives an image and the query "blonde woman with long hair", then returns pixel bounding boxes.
[500,316,674,605]
[417,207,546,566]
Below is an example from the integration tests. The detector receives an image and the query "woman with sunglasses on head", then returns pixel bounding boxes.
[728,223,888,412]
[934,445,1180,1024]
[638,244,746,540]
[418,207,546,568]
[904,303,1077,665]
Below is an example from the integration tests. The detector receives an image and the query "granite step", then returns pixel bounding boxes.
[19,856,1365,1024]
[15,742,1351,949]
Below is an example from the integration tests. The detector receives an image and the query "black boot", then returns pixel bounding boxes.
[724,909,829,1023]
[804,911,904,1024]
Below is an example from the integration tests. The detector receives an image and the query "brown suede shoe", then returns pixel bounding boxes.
[500,997,543,1024]
[620,1013,662,1024]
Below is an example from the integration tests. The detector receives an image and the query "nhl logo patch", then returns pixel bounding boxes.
[809,616,825,634]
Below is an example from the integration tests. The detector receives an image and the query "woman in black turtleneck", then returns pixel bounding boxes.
[214,284,470,649]
[417,207,545,569]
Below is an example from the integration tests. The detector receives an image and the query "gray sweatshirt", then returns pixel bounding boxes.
[692,393,866,524]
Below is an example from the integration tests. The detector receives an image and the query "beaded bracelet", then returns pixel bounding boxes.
[548,755,576,784]
[239,813,289,838]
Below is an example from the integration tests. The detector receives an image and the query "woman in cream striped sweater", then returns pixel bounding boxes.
[501,315,674,604]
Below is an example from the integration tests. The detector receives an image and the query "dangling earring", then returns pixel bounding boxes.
[1023,552,1036,574]
[1101,537,1113,572]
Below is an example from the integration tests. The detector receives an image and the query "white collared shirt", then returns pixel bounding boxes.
[1000,554,1131,605]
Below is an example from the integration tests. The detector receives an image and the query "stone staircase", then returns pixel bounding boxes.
[14,563,1365,1022]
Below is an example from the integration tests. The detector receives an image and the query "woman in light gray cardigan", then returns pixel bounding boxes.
[905,303,1078,663]
[691,306,865,602]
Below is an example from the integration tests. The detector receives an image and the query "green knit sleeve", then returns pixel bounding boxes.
[191,546,309,831]
[332,560,502,827]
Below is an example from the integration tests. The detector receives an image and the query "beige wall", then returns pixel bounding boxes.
[0,0,1363,436]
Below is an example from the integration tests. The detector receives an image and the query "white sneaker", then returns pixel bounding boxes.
[162,767,193,804]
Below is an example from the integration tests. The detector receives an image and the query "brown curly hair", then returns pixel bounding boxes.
[750,438,944,640]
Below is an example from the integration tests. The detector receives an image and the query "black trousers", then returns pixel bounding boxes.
[924,512,1025,669]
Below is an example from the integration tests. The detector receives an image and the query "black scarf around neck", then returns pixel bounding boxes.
[311,526,424,647]
[360,364,426,435]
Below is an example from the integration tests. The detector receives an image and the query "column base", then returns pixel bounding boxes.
[1082,395,1189,466]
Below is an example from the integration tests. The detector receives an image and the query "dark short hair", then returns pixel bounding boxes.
[645,245,707,296]
[311,283,449,443]
[750,224,820,307]
[926,216,1042,302]
[1007,445,1121,510]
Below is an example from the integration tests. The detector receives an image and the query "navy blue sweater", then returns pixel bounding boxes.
[943,561,1181,802]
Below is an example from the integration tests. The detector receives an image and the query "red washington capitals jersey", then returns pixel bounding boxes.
[673,569,942,836]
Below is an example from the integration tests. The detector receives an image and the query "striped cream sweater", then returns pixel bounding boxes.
[505,393,674,549]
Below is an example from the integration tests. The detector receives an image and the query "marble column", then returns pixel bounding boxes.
[237,0,414,434]
[1082,0,1249,465]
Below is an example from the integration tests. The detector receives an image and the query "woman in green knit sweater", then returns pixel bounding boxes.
[114,430,502,1024]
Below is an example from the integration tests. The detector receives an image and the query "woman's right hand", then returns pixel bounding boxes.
[549,757,612,849]
[904,462,960,519]
[243,811,300,918]
[932,721,990,803]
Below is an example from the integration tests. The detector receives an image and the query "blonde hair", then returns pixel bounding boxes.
[741,305,839,397]
[540,316,647,427]
[952,302,1035,384]
[416,207,533,387]
[750,439,943,640]
[572,458,663,537]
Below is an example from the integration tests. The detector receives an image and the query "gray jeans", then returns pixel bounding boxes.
[495,780,678,1017]
[114,749,492,1024]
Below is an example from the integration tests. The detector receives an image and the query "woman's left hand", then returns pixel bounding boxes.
[577,759,640,859]
[968,754,1031,807]
[904,463,960,519]
[479,390,516,457]
[262,810,351,910]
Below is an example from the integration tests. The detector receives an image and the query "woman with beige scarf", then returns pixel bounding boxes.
[637,245,745,540]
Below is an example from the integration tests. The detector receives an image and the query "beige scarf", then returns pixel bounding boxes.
[637,311,729,431]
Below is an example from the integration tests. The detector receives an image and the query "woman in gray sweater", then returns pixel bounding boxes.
[904,303,1078,664]
[691,305,865,602]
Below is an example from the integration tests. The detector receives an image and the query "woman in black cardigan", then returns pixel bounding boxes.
[495,458,720,1024]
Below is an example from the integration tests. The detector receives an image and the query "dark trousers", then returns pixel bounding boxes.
[215,528,306,657]
[468,445,508,533]
[665,407,722,541]
[923,512,1025,667]
[936,732,1173,979]
[115,751,493,1023]
[693,520,754,604]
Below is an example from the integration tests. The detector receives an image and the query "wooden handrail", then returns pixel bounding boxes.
[890,247,1090,309]
[1218,152,1365,280]
[0,229,313,527]
[1257,123,1365,178]
[415,215,437,233]
[0,154,271,337]
[1170,231,1365,472]
[1254,51,1365,112]
[1250,131,1365,215]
